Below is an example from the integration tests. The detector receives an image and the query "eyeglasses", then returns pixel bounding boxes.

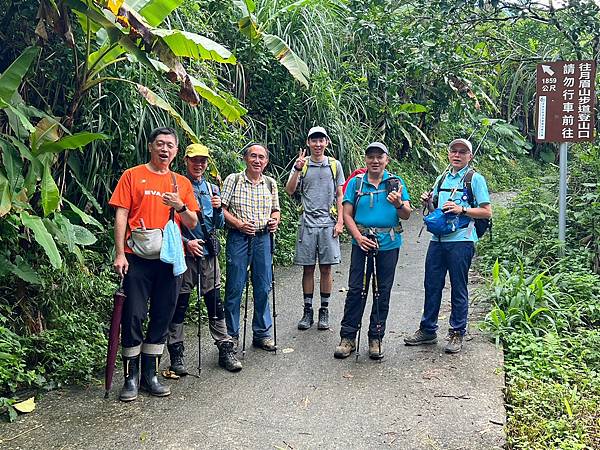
[188,157,208,164]
[449,149,470,155]
[153,140,176,150]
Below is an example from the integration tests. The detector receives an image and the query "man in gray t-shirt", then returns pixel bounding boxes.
[285,126,345,331]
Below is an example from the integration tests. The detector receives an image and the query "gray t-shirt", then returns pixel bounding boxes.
[288,157,345,227]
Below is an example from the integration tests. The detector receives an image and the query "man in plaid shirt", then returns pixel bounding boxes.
[221,143,281,352]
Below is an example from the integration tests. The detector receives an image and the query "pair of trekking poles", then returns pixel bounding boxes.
[356,233,382,361]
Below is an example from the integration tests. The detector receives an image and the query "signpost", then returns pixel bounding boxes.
[535,60,596,252]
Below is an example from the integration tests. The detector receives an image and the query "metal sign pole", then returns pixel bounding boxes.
[558,142,568,255]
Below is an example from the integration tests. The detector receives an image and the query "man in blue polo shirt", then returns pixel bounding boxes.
[334,142,412,360]
[404,138,492,353]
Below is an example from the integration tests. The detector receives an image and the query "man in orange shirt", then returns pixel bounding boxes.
[109,127,199,402]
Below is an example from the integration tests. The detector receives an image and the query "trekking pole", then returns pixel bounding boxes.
[371,252,382,359]
[356,244,372,362]
[197,252,203,375]
[269,230,278,352]
[241,234,253,358]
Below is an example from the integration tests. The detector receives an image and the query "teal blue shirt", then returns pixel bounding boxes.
[432,166,490,242]
[343,170,410,251]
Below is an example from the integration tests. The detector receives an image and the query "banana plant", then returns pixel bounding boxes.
[233,0,311,88]
[0,47,107,283]
[37,0,247,129]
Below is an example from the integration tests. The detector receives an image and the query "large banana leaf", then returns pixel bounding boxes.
[0,47,39,102]
[152,29,236,64]
[263,34,309,88]
[188,75,247,125]
[20,211,62,269]
[136,84,199,143]
[41,163,60,216]
[35,132,108,156]
[128,0,184,27]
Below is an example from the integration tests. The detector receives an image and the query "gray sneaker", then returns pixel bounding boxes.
[444,331,463,354]
[334,338,356,359]
[404,329,438,346]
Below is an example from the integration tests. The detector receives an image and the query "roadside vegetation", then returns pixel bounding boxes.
[0,1,599,446]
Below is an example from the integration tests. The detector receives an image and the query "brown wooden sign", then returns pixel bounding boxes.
[535,60,596,143]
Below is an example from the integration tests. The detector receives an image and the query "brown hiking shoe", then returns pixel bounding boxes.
[252,337,277,352]
[334,338,356,359]
[368,339,384,360]
[444,331,464,354]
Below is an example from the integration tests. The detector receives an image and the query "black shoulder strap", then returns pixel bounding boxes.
[433,172,448,208]
[169,172,178,221]
[463,169,476,207]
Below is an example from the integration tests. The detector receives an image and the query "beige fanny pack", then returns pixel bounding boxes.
[127,228,163,259]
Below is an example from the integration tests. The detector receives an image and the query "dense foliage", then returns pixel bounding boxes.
[478,145,600,449]
[1,1,599,445]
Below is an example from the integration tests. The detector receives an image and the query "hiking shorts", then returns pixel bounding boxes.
[180,254,222,295]
[294,225,341,266]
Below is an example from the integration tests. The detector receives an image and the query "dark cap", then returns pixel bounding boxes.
[366,141,388,154]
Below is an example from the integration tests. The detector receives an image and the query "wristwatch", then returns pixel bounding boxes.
[461,206,467,215]
[176,204,187,213]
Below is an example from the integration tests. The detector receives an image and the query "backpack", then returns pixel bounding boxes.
[298,156,339,216]
[433,169,492,239]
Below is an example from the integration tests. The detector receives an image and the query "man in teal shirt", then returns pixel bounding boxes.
[405,138,492,353]
[334,142,411,360]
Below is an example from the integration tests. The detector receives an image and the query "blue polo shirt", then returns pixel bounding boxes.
[432,166,490,242]
[343,170,410,251]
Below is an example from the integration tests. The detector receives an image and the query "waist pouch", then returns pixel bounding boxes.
[203,231,221,257]
[127,228,163,259]
[423,208,471,236]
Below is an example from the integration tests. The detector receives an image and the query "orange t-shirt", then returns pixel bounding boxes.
[109,164,200,253]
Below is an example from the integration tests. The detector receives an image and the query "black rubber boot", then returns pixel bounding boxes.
[167,342,188,376]
[119,355,139,402]
[317,307,330,330]
[218,341,243,372]
[297,305,314,330]
[140,353,171,397]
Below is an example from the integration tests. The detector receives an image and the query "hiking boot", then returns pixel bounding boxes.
[334,338,356,359]
[167,342,188,376]
[140,354,171,397]
[368,339,384,360]
[317,307,330,330]
[404,329,438,346]
[444,331,464,354]
[297,306,314,330]
[119,355,139,402]
[252,337,277,352]
[218,342,243,372]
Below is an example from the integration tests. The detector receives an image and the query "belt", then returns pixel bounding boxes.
[356,224,404,241]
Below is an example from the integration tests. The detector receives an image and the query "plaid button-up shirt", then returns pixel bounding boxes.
[221,171,280,230]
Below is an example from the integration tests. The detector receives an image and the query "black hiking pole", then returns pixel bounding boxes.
[241,235,253,358]
[371,253,382,359]
[197,252,203,375]
[269,230,278,353]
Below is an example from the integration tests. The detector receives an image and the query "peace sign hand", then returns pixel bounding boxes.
[294,148,307,171]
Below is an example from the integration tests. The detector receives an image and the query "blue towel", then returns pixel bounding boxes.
[160,219,187,276]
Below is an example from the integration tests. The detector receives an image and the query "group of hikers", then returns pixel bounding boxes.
[109,126,492,402]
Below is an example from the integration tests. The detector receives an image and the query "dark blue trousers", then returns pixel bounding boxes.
[340,245,399,340]
[420,241,475,335]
